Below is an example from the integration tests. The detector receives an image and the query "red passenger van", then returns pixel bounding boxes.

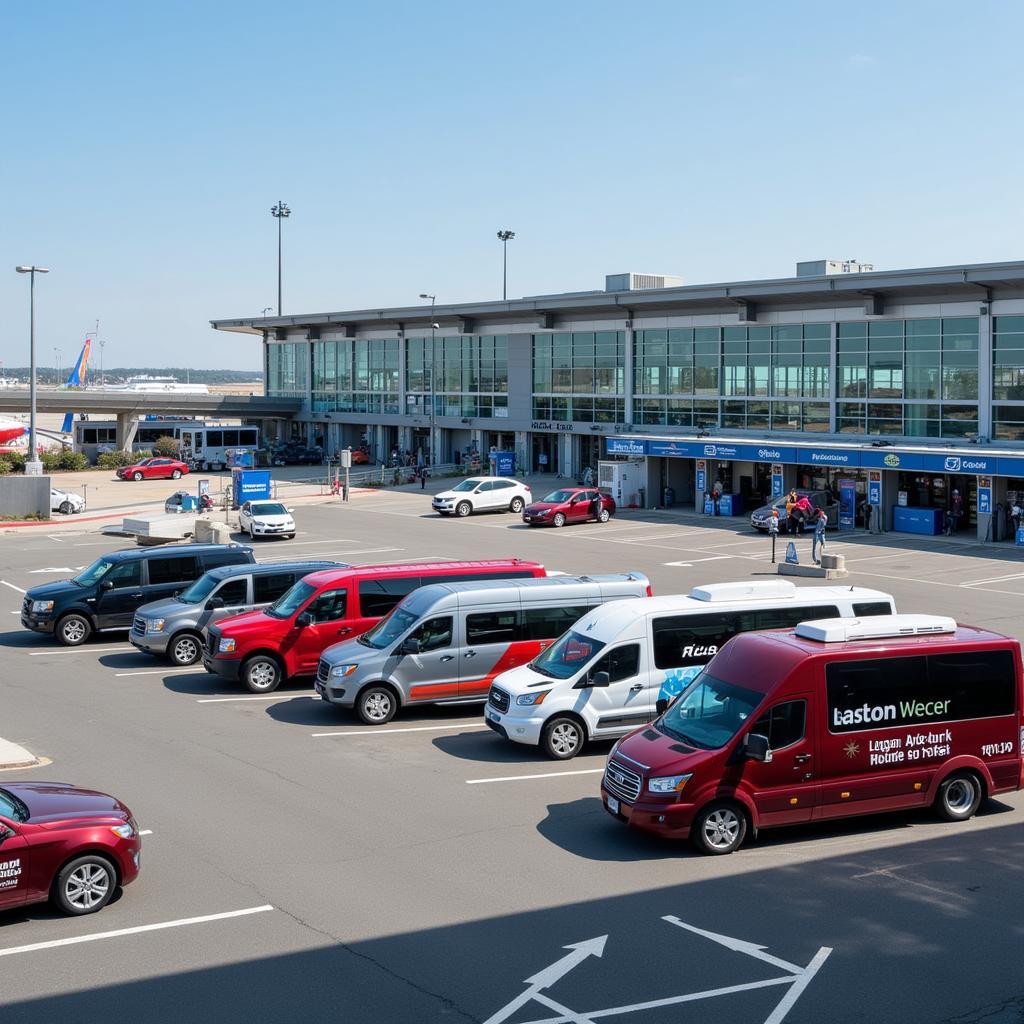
[203,559,545,692]
[602,614,1023,854]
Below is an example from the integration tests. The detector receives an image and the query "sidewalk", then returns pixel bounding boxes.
[0,737,38,770]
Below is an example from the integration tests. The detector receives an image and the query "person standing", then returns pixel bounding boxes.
[538,450,549,473]
[812,508,827,564]
[785,490,798,534]
[711,477,723,516]
[950,488,964,534]
[768,507,780,562]
[590,490,603,522]
[420,465,429,490]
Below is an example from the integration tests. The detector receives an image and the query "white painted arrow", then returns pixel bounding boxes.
[483,936,607,1024]
[662,916,804,974]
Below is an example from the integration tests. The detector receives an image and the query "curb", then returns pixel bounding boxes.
[0,739,39,770]
[1,510,144,529]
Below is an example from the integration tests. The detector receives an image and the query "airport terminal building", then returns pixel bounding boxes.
[212,258,1024,540]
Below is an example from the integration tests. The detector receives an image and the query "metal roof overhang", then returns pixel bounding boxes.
[210,260,1024,334]
[0,392,303,417]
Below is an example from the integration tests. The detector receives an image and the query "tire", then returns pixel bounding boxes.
[132,471,143,481]
[552,512,566,528]
[287,534,295,540]
[56,613,91,647]
[169,632,203,667]
[53,854,116,915]
[541,716,585,760]
[242,655,282,693]
[691,801,748,855]
[455,501,472,518]
[59,500,72,515]
[934,771,983,822]
[171,469,182,479]
[357,684,398,725]
[509,496,525,514]
[598,508,611,523]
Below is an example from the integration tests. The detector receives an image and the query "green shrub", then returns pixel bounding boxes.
[153,435,180,458]
[97,449,137,470]
[56,449,89,472]
[0,451,25,473]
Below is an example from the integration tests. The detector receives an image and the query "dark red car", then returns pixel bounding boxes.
[0,782,142,916]
[117,457,189,481]
[522,487,615,527]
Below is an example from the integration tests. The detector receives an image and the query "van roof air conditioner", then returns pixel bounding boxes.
[795,614,957,643]
[690,580,797,603]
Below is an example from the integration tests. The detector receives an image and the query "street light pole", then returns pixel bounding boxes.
[271,201,291,316]
[496,230,515,300]
[15,265,50,475]
[419,293,437,466]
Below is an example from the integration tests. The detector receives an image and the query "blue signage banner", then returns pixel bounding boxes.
[606,437,648,456]
[867,472,882,506]
[494,451,516,476]
[838,478,856,529]
[695,460,706,496]
[771,464,784,498]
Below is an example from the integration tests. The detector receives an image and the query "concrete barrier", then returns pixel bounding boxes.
[194,520,232,544]
[0,475,50,519]
[778,561,849,580]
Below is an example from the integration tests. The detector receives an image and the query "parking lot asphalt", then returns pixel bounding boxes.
[1,491,1023,1023]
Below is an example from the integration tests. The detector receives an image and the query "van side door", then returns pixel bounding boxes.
[143,554,201,605]
[198,576,250,632]
[459,605,522,698]
[289,588,351,675]
[391,615,460,703]
[93,560,144,628]
[735,693,818,827]
[579,644,646,737]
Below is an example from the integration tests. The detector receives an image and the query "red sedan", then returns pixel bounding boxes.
[522,487,615,527]
[0,782,142,916]
[117,457,189,481]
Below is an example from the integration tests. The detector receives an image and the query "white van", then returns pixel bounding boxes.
[484,580,896,759]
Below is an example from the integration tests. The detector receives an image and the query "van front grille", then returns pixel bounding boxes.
[132,616,146,636]
[488,686,510,714]
[316,660,330,684]
[604,759,642,803]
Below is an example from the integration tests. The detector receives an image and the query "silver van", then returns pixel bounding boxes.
[315,573,651,724]
[130,560,346,666]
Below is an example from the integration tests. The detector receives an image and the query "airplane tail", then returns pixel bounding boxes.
[60,338,92,436]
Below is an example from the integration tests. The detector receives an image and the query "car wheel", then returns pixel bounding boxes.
[357,684,398,725]
[598,508,611,523]
[132,471,143,481]
[243,655,282,693]
[691,801,747,855]
[287,533,295,540]
[53,855,116,916]
[509,496,525,514]
[552,512,566,528]
[541,716,585,760]
[171,469,182,479]
[169,632,203,666]
[934,771,983,822]
[59,500,72,515]
[56,613,91,647]
[455,501,472,518]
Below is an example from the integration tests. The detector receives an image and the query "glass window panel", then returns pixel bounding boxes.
[869,320,903,338]
[774,338,802,354]
[905,351,939,400]
[747,401,769,429]
[668,328,693,345]
[803,323,830,340]
[993,367,1024,402]
[905,318,940,337]
[802,402,830,432]
[994,316,1024,334]
[941,406,978,437]
[694,328,720,345]
[723,327,747,341]
[747,326,771,341]
[803,337,830,354]
[942,317,978,337]
[838,323,867,339]
[772,325,803,341]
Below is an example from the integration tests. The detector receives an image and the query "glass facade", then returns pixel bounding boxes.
[532,332,626,422]
[836,317,979,437]
[312,339,400,414]
[267,342,308,398]
[406,335,509,418]
[993,315,1024,439]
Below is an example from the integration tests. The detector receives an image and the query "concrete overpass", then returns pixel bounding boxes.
[0,390,303,447]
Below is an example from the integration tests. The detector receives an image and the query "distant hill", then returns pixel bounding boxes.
[1,367,263,386]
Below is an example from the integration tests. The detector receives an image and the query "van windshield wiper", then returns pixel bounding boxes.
[658,721,705,748]
[529,662,555,678]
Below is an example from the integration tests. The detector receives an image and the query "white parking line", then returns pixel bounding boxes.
[0,580,26,594]
[960,572,1024,587]
[0,905,275,959]
[114,668,208,678]
[466,768,604,784]
[197,693,316,703]
[28,647,136,656]
[312,723,486,737]
[664,555,732,567]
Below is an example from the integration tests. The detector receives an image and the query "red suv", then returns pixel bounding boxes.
[203,559,546,692]
[522,487,615,527]
[117,457,190,481]
[0,782,142,916]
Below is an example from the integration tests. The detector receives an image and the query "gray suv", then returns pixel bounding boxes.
[130,560,346,666]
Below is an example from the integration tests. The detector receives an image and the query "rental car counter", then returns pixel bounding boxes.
[891,505,943,535]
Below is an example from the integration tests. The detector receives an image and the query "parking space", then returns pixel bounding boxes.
[1,488,1023,1021]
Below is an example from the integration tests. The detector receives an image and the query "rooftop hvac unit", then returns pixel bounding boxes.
[690,581,797,603]
[795,614,957,643]
[605,272,684,292]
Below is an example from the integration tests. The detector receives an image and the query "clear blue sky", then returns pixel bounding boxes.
[2,1,1022,371]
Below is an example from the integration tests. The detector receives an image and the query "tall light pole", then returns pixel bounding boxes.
[99,338,106,388]
[261,306,274,317]
[419,293,437,465]
[496,230,515,300]
[54,348,61,384]
[271,201,291,315]
[15,266,49,475]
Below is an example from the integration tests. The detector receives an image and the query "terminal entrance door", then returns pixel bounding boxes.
[532,433,559,475]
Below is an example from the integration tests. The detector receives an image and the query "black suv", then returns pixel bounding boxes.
[21,543,255,646]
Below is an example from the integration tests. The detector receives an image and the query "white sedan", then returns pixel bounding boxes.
[51,487,85,515]
[239,500,296,539]
[432,477,532,518]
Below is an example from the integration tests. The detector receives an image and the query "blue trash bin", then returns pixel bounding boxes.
[663,487,675,507]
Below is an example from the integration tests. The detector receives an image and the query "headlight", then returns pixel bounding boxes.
[30,600,54,614]
[330,664,359,678]
[516,690,550,706]
[109,823,136,839]
[648,773,693,794]
[146,618,166,633]
[218,637,236,654]
[252,521,266,527]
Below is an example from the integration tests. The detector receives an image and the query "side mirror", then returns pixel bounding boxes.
[206,596,225,610]
[0,824,14,844]
[744,733,772,763]
[400,637,421,655]
[590,670,611,688]
[295,611,314,628]
[100,580,114,591]
[655,698,669,716]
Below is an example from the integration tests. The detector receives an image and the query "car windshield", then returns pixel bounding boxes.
[177,573,221,604]
[541,490,576,503]
[451,479,483,492]
[72,558,115,586]
[250,502,287,516]
[0,788,29,823]
[265,580,316,619]
[657,671,764,750]
[358,607,419,650]
[529,629,606,679]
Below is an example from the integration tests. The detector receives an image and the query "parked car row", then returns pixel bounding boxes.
[430,477,618,527]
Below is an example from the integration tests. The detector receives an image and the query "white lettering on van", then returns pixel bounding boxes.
[832,703,897,728]
[680,644,718,660]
